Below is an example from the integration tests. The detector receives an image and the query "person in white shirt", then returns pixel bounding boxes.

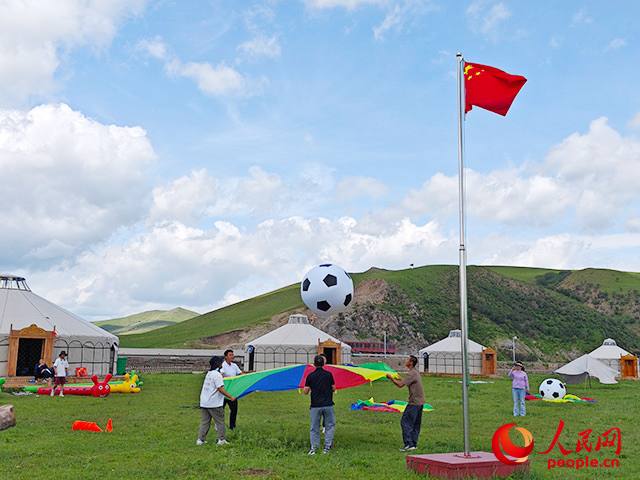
[52,351,69,397]
[197,356,236,446]
[220,349,242,430]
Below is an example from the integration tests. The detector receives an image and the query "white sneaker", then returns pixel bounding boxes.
[50,390,54,397]
[217,439,229,446]
[59,393,64,397]
[196,439,207,446]
[307,449,316,455]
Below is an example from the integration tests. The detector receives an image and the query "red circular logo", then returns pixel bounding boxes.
[492,423,534,465]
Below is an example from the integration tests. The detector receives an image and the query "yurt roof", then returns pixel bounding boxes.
[0,275,118,345]
[419,329,485,354]
[554,353,619,385]
[589,338,630,359]
[246,314,350,349]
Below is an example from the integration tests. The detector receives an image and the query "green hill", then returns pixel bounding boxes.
[93,307,200,335]
[118,284,304,348]
[118,265,640,361]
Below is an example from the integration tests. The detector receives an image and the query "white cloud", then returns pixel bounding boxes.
[402,116,640,235]
[0,0,148,105]
[466,0,511,41]
[137,37,254,97]
[148,169,218,227]
[373,1,438,40]
[304,0,437,40]
[9,103,640,321]
[136,36,168,60]
[481,234,587,270]
[571,7,593,26]
[605,38,627,51]
[336,176,389,202]
[0,103,155,266]
[166,59,247,97]
[544,117,640,231]
[238,33,281,59]
[373,4,403,41]
[36,213,454,320]
[304,0,388,10]
[628,111,640,131]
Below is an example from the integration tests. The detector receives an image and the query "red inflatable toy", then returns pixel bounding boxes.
[37,374,113,397]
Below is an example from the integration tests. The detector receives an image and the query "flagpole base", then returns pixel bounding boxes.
[406,451,529,479]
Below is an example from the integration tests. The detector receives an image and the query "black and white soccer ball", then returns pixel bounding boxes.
[300,264,354,316]
[539,378,566,400]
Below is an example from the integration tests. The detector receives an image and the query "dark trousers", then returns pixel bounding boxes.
[224,397,238,429]
[401,404,423,448]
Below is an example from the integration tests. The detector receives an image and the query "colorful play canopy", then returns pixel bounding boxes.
[350,397,435,413]
[224,364,397,399]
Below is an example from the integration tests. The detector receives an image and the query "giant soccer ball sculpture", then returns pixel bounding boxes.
[301,264,354,316]
[539,378,566,400]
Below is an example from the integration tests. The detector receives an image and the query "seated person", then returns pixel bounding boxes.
[34,358,54,385]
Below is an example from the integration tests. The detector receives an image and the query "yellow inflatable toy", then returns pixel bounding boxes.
[110,373,141,394]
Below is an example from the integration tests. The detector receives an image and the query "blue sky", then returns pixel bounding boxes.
[1,1,640,321]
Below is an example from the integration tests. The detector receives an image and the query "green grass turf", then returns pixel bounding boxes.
[1,373,637,479]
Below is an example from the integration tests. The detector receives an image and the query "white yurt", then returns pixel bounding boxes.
[589,338,637,378]
[418,329,489,374]
[244,314,352,371]
[554,354,619,385]
[0,275,118,377]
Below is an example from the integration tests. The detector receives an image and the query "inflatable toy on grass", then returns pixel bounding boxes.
[72,418,113,432]
[35,374,112,397]
[350,397,434,413]
[526,393,596,403]
[24,370,142,394]
[539,378,567,400]
[301,264,354,316]
[110,373,141,393]
[0,377,5,396]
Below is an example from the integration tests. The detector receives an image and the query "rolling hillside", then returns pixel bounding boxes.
[93,307,199,335]
[118,265,640,361]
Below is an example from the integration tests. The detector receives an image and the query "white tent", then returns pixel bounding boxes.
[244,314,352,371]
[0,275,118,377]
[554,354,619,385]
[588,338,631,371]
[418,329,487,374]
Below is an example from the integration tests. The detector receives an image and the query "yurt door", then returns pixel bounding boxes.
[16,338,44,376]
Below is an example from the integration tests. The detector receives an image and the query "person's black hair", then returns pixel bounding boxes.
[224,349,233,357]
[313,355,325,368]
[209,356,223,370]
[408,355,418,367]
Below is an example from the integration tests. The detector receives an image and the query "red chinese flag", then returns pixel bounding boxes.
[464,62,527,116]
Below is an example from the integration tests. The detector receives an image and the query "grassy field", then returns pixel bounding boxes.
[1,372,637,479]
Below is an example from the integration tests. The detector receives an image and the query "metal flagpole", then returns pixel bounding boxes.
[456,52,471,457]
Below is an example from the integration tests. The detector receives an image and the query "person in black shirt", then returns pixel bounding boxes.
[34,358,53,386]
[303,354,336,455]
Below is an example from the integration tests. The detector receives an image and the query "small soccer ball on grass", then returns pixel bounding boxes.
[539,378,566,400]
[300,264,354,316]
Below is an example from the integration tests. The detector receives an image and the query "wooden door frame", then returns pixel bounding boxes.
[6,324,56,377]
[318,339,341,365]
